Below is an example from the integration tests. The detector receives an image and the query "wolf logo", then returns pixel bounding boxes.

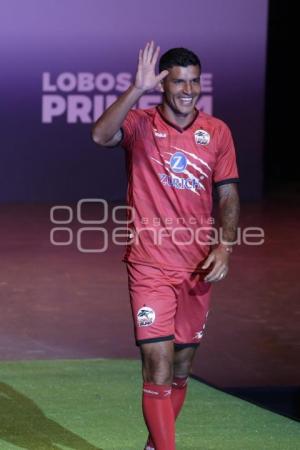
[194,129,210,145]
[137,306,155,327]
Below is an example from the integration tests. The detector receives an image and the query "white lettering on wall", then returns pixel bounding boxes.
[42,72,214,123]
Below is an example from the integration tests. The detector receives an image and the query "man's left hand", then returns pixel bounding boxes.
[202,246,230,283]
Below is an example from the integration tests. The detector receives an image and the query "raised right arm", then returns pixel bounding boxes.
[91,41,168,147]
[91,85,144,147]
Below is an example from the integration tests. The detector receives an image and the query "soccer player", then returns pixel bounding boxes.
[92,41,240,450]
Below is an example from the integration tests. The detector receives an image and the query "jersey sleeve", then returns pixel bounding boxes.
[121,109,140,150]
[213,122,239,186]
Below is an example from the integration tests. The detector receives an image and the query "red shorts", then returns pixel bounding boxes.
[126,262,212,348]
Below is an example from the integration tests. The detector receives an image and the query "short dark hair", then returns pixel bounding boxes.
[159,47,201,73]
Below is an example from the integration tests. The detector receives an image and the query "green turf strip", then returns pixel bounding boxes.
[0,359,299,450]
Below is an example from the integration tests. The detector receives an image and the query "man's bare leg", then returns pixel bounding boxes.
[172,347,197,418]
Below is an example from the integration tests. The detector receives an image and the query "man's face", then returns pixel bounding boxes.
[161,65,201,116]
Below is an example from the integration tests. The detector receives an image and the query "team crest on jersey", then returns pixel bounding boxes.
[194,129,210,145]
[137,306,155,327]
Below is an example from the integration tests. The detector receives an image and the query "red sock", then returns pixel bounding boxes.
[145,378,188,449]
[142,383,175,450]
[171,377,188,419]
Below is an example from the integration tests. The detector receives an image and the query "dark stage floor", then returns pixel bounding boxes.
[0,197,299,419]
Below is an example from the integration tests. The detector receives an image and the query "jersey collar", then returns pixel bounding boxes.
[156,105,199,133]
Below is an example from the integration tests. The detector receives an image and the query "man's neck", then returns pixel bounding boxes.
[159,104,197,130]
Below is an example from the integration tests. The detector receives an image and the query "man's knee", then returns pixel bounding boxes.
[141,340,174,385]
[174,346,197,378]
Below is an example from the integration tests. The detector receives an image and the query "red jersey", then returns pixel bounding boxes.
[122,107,239,271]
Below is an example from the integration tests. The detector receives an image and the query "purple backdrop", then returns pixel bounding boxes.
[0,0,268,202]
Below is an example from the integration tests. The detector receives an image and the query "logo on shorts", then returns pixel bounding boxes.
[194,129,210,145]
[170,152,188,173]
[193,330,204,340]
[137,306,155,327]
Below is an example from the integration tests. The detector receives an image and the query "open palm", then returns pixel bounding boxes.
[135,41,169,92]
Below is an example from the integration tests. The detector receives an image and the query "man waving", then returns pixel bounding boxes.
[92,41,240,450]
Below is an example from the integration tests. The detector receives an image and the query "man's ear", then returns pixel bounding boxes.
[158,81,165,93]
